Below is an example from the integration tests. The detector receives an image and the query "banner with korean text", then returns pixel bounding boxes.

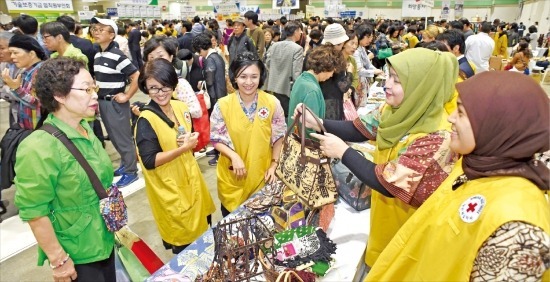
[402,0,431,18]
[7,0,72,12]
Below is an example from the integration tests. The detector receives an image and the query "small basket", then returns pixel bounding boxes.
[259,249,281,282]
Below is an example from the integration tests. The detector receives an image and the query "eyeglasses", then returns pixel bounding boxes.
[71,85,99,95]
[147,86,173,95]
[42,34,53,40]
[91,28,110,34]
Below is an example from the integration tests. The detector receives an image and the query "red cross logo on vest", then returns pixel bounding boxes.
[257,107,270,120]
[459,195,486,223]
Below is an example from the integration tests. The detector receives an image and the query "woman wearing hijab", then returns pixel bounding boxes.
[366,71,550,281]
[1,34,48,129]
[294,48,459,268]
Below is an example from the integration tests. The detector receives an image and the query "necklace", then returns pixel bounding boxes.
[162,105,180,128]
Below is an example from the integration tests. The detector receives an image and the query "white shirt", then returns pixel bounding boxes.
[465,32,495,73]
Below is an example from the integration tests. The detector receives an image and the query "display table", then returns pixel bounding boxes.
[148,197,371,281]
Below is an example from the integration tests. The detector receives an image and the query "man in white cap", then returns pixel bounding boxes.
[91,17,140,188]
[265,21,304,118]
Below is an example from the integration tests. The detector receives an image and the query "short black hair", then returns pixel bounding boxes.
[309,29,323,40]
[40,21,70,42]
[193,16,201,23]
[480,22,492,33]
[459,18,470,27]
[138,58,178,94]
[34,57,86,113]
[423,41,449,52]
[56,15,76,33]
[528,25,537,33]
[13,15,38,35]
[192,33,213,52]
[244,11,259,25]
[436,29,465,54]
[229,51,267,89]
[182,20,192,32]
[284,22,301,38]
[280,16,288,25]
[267,19,274,26]
[407,26,417,34]
[449,21,463,30]
[355,24,373,41]
[143,35,177,62]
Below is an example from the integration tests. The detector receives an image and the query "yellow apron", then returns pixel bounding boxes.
[217,91,276,212]
[365,107,452,267]
[136,100,215,246]
[367,160,550,280]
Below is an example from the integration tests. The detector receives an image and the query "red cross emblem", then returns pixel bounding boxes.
[459,195,486,223]
[257,107,269,119]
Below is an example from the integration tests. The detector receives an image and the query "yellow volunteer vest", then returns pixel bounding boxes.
[365,106,452,267]
[136,101,215,246]
[367,160,550,281]
[217,91,275,212]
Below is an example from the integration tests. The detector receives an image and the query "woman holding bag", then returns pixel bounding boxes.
[210,52,286,217]
[294,48,459,268]
[134,58,215,254]
[15,58,115,281]
[367,71,550,281]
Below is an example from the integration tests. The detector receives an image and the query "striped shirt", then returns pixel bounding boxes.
[94,42,138,97]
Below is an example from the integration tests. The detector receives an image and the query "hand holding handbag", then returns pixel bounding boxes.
[41,124,128,232]
[275,104,337,209]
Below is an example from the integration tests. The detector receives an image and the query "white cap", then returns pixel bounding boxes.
[322,23,349,45]
[90,17,118,35]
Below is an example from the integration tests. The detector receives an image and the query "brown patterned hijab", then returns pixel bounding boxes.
[456,71,549,190]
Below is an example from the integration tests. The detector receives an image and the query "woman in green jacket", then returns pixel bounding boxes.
[15,58,115,281]
[287,45,342,132]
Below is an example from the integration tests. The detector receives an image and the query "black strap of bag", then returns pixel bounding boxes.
[41,124,108,199]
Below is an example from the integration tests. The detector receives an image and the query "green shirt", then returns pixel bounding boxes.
[14,114,114,265]
[287,72,325,137]
[50,44,89,71]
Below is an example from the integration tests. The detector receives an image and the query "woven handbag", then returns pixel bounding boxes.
[275,104,337,209]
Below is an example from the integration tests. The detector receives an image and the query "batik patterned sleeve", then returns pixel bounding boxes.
[271,99,286,145]
[374,131,458,207]
[353,104,383,140]
[174,79,202,118]
[209,102,234,150]
[471,221,550,281]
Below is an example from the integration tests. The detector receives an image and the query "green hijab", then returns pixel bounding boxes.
[376,48,458,150]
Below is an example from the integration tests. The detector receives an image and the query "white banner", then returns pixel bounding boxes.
[402,0,431,18]
[77,11,96,20]
[215,2,239,14]
[441,0,450,20]
[181,5,196,18]
[454,0,464,19]
[7,0,73,11]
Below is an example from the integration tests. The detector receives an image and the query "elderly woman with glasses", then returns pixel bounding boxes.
[134,58,215,254]
[210,52,286,217]
[15,57,115,281]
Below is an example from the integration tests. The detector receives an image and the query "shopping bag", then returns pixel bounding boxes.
[192,92,210,152]
[377,47,393,60]
[275,104,338,209]
[197,81,211,109]
[115,242,150,282]
[115,226,164,274]
[114,249,132,281]
[331,159,372,211]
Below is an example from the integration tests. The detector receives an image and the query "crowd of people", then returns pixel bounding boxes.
[0,11,548,281]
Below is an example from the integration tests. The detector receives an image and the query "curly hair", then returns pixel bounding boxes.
[305,45,342,74]
[34,57,86,112]
[138,58,178,94]
[192,33,213,53]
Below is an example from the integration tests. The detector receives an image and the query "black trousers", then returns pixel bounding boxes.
[73,250,115,282]
[162,215,212,254]
[273,93,290,118]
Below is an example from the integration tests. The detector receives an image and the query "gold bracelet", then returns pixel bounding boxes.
[271,158,278,164]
